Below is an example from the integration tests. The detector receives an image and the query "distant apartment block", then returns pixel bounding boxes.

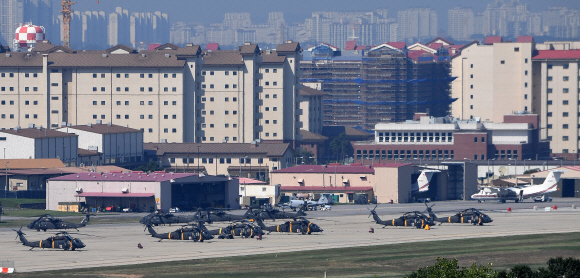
[0,40,304,146]
[301,41,454,131]
[397,8,437,42]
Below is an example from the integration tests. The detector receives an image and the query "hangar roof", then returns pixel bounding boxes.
[75,192,155,197]
[50,172,198,182]
[280,186,373,191]
[144,142,291,157]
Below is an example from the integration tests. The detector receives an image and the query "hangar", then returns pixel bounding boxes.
[46,171,239,212]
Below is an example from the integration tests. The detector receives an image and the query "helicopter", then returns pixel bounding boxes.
[27,213,92,231]
[426,206,493,226]
[256,203,307,220]
[14,226,86,251]
[193,208,258,223]
[367,205,434,229]
[146,222,214,242]
[139,211,198,226]
[254,217,323,235]
[207,220,265,239]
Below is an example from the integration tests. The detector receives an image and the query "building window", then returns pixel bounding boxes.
[547,124,552,129]
[148,101,153,105]
[172,128,176,133]
[563,64,569,69]
[273,120,277,124]
[125,87,129,92]
[547,76,552,81]
[116,87,121,91]
[148,74,153,78]
[93,73,97,78]
[210,84,214,89]
[265,82,269,86]
[524,94,528,99]
[563,76,569,81]
[547,88,553,93]
[563,124,569,129]
[500,60,505,64]
[514,47,519,52]
[547,100,552,105]
[164,128,168,133]
[140,115,144,119]
[470,105,473,109]
[210,71,214,75]
[101,101,105,105]
[172,87,176,92]
[125,74,129,78]
[33,87,37,91]
[563,88,569,93]
[93,87,97,91]
[225,84,229,89]
[547,64,553,69]
[148,87,153,92]
[233,84,237,88]
[149,115,153,119]
[101,87,105,91]
[563,112,569,117]
[233,71,237,75]
[474,137,478,142]
[273,82,277,86]
[482,137,485,143]
[93,101,97,105]
[164,87,168,92]
[563,136,569,141]
[547,112,552,117]
[140,74,144,78]
[563,100,569,105]
[525,70,528,76]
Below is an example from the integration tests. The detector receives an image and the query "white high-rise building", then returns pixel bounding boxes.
[397,8,437,42]
[448,7,474,41]
[0,0,23,45]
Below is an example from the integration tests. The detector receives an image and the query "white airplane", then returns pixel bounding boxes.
[278,193,334,211]
[471,170,564,203]
[411,170,440,194]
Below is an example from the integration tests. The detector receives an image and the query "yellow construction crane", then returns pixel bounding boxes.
[60,0,76,48]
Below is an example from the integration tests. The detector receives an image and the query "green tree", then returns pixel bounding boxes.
[132,161,163,173]
[407,258,497,278]
[329,133,351,162]
[523,168,540,175]
[293,149,315,165]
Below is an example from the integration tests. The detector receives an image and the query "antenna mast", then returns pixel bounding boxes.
[60,0,76,48]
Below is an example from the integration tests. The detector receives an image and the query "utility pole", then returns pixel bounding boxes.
[60,0,76,48]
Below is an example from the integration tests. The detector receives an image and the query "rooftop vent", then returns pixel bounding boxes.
[28,123,35,128]
[87,123,92,127]
[102,54,107,58]
[141,53,146,57]
[5,53,10,57]
[161,139,168,143]
[286,40,293,44]
[186,43,193,47]
[165,53,170,58]
[95,120,102,124]
[244,42,251,46]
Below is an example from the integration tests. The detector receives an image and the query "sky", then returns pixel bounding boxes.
[70,0,580,30]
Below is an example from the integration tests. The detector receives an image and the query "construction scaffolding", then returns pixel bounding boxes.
[301,46,454,131]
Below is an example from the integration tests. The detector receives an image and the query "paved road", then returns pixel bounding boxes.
[1,199,579,273]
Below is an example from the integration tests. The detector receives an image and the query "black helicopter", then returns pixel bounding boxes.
[194,208,258,223]
[207,220,265,239]
[139,211,197,226]
[27,213,92,231]
[368,205,435,229]
[14,226,86,251]
[146,222,214,242]
[426,206,493,226]
[255,217,323,235]
[256,203,308,220]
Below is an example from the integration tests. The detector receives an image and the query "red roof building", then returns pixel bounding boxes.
[484,36,503,45]
[206,43,220,51]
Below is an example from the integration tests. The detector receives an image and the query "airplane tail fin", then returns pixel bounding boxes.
[536,170,564,195]
[416,170,438,193]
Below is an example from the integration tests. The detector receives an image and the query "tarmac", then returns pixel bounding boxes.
[2,201,580,273]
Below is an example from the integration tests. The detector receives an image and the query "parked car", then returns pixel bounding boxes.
[169,207,180,213]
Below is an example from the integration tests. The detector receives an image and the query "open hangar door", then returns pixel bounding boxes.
[410,171,440,202]
[171,181,227,210]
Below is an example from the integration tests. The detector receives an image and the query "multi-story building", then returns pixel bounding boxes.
[352,113,549,163]
[57,123,144,166]
[0,40,303,146]
[448,7,474,41]
[144,142,293,181]
[0,127,78,165]
[301,41,454,131]
[451,36,535,123]
[533,41,580,156]
[397,8,437,42]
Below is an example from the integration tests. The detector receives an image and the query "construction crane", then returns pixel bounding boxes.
[60,0,76,48]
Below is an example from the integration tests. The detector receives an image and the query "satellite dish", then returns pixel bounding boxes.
[498,166,507,177]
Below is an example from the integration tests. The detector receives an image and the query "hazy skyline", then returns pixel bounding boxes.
[70,0,580,29]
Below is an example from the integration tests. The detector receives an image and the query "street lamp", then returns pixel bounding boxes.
[5,162,8,198]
